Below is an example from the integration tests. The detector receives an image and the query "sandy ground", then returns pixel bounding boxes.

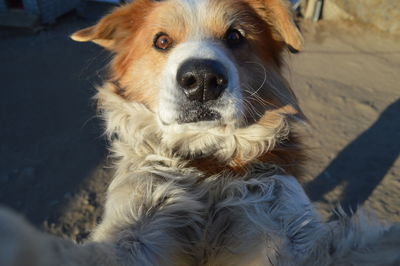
[288,21,400,221]
[0,5,399,242]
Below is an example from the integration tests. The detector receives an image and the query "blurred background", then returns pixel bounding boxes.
[0,0,399,242]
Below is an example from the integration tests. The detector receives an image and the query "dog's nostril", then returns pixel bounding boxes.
[205,75,225,91]
[182,74,197,89]
[203,74,227,102]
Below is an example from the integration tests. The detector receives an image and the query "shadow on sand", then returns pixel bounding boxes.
[305,99,400,215]
[0,4,113,227]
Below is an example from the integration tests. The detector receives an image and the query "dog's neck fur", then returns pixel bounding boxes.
[98,82,304,179]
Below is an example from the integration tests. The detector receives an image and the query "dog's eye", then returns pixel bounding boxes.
[225,29,245,47]
[154,33,173,51]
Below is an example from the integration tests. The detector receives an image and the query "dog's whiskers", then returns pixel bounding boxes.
[243,61,267,97]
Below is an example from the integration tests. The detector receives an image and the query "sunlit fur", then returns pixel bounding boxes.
[0,0,399,266]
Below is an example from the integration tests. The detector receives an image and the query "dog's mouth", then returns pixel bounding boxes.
[178,102,221,124]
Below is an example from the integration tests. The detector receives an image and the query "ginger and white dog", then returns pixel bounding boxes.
[1,0,399,265]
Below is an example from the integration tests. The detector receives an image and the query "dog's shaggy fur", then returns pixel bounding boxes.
[1,0,399,265]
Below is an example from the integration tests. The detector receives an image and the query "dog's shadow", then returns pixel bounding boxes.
[0,4,114,232]
[305,99,400,215]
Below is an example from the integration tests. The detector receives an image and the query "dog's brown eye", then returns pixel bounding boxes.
[154,33,173,51]
[225,29,244,47]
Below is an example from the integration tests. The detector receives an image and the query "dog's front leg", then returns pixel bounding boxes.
[262,175,327,263]
[207,174,326,265]
[91,172,204,266]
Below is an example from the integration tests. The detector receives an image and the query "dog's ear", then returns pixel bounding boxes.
[248,0,303,52]
[71,7,130,49]
[71,3,143,50]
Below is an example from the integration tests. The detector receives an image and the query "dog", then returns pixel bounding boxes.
[1,0,399,265]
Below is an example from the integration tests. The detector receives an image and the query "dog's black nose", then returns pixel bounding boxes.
[177,59,228,102]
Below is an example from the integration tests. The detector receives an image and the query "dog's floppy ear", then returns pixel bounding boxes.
[71,7,128,49]
[248,0,303,51]
[71,4,138,50]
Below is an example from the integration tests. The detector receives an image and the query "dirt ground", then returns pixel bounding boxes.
[0,4,399,242]
[289,21,400,222]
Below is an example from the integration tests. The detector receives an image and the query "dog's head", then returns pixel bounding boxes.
[72,0,304,173]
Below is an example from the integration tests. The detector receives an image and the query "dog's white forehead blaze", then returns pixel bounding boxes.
[173,0,225,39]
[177,0,210,17]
